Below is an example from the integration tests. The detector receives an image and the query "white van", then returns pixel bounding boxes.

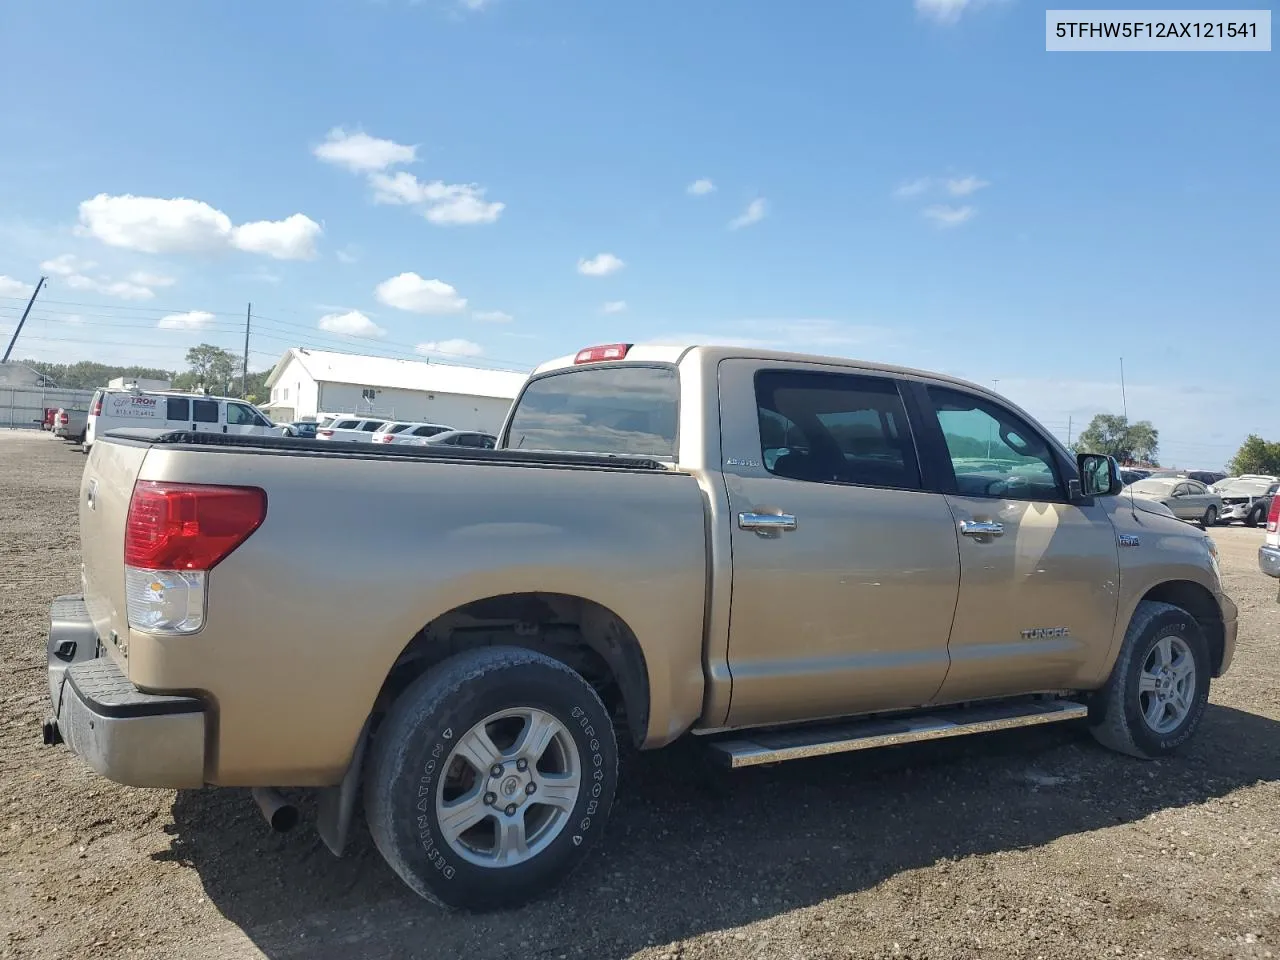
[84,389,284,452]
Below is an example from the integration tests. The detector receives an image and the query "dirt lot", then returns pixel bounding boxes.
[1,429,1277,960]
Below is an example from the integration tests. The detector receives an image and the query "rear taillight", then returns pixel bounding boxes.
[59,412,68,425]
[123,482,267,635]
[1267,496,1280,533]
[374,433,394,442]
[317,429,334,438]
[574,343,631,364]
[91,398,102,416]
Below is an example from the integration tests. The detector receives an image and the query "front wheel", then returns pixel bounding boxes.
[1201,506,1218,527]
[1245,506,1264,528]
[1088,600,1210,759]
[364,646,618,910]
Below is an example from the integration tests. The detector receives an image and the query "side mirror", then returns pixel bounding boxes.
[1076,453,1123,498]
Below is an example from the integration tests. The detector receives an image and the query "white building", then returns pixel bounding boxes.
[262,348,529,433]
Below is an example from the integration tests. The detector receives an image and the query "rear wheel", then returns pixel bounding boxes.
[364,646,618,910]
[1245,505,1264,528]
[1089,600,1210,759]
[1201,505,1218,527]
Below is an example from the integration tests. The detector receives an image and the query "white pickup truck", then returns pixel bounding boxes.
[44,342,1237,911]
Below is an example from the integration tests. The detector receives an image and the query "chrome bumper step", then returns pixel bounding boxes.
[707,699,1088,768]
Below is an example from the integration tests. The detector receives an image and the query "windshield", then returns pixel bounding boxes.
[504,364,679,457]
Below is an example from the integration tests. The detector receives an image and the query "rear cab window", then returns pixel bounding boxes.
[504,364,679,457]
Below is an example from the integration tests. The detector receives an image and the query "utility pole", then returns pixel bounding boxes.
[242,303,251,399]
[1119,357,1128,421]
[2,276,47,363]
[1067,415,1073,448]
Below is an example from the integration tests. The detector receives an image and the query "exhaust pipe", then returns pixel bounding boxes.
[251,787,299,833]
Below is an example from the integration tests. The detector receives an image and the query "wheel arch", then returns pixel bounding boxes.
[1138,580,1226,676]
[374,592,651,749]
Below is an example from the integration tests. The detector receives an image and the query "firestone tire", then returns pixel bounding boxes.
[1088,600,1211,759]
[363,645,619,911]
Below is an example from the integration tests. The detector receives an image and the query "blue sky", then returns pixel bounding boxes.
[0,0,1275,467]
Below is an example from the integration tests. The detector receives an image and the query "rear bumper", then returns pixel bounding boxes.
[46,595,206,788]
[1259,545,1280,579]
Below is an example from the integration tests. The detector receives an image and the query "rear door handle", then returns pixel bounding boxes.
[960,520,1003,538]
[738,512,797,533]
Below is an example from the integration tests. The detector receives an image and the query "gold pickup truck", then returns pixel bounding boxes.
[43,343,1237,910]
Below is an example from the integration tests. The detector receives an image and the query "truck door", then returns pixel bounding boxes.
[718,359,961,729]
[915,383,1120,702]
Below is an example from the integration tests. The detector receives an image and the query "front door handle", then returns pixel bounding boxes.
[738,512,797,533]
[960,519,1003,538]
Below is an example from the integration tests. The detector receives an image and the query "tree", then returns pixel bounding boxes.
[1228,435,1280,476]
[1075,414,1160,464]
[184,344,240,394]
[22,360,175,391]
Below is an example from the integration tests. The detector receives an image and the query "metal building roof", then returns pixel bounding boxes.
[266,348,529,400]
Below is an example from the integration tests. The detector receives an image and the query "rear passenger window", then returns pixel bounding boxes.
[360,421,382,432]
[193,400,219,423]
[167,398,190,420]
[414,425,446,437]
[335,420,359,429]
[754,370,921,489]
[388,424,411,434]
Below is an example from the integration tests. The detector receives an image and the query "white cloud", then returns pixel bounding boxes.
[947,176,990,196]
[424,188,505,226]
[60,272,154,301]
[460,0,491,9]
[0,276,34,298]
[77,194,320,260]
[336,245,360,264]
[230,214,322,260]
[319,310,385,338]
[922,204,976,227]
[915,0,972,23]
[128,270,176,287]
[893,177,933,198]
[369,172,504,225]
[314,127,416,173]
[729,198,767,230]
[78,194,233,254]
[687,178,716,196]
[40,253,97,277]
[375,272,467,314]
[472,310,513,323]
[602,300,627,314]
[416,338,484,359]
[157,310,215,330]
[577,253,624,277]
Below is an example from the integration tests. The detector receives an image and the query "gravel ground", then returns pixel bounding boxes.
[2,428,1277,960]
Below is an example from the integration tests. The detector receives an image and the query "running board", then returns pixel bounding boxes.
[706,699,1088,769]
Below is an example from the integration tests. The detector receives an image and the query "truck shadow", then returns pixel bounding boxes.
[160,704,1280,960]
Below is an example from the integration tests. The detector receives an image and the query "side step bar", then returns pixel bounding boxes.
[707,699,1088,769]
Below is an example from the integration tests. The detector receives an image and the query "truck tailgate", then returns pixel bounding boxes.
[79,438,149,670]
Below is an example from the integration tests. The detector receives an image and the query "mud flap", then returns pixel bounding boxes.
[316,718,370,857]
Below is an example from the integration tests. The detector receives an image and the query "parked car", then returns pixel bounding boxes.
[369,420,454,445]
[416,429,497,449]
[280,421,317,439]
[84,388,282,453]
[1119,468,1150,486]
[1125,476,1224,526]
[1213,475,1280,526]
[43,342,1236,911]
[51,407,89,443]
[1259,495,1280,578]
[314,416,388,441]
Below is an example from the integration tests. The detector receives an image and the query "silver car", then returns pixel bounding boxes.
[1126,476,1224,526]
